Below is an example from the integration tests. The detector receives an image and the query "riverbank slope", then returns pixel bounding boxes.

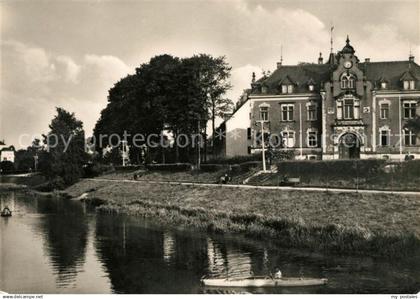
[65,178,420,257]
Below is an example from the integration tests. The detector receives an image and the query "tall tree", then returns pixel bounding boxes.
[93,54,232,164]
[182,55,232,159]
[42,107,87,186]
[406,116,420,136]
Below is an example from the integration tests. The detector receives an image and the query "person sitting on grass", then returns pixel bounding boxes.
[274,268,282,279]
[219,173,231,184]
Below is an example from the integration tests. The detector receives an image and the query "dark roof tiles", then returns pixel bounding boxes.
[252,60,420,94]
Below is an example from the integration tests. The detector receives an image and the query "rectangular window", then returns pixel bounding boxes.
[307,131,317,147]
[281,85,288,93]
[380,103,389,119]
[343,99,354,119]
[287,85,294,93]
[281,104,294,121]
[247,128,251,140]
[403,102,416,119]
[380,130,390,146]
[409,80,415,90]
[336,101,343,119]
[348,78,354,89]
[403,81,409,90]
[282,131,295,148]
[404,130,416,146]
[261,86,268,94]
[260,107,269,121]
[307,105,317,121]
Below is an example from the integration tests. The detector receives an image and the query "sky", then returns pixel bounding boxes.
[1,0,419,148]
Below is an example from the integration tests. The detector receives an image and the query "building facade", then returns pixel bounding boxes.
[0,141,15,163]
[220,37,420,160]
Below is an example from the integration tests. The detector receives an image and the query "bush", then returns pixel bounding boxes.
[146,163,192,172]
[239,161,262,172]
[115,165,144,171]
[83,163,115,177]
[205,153,262,165]
[33,177,66,191]
[199,164,226,172]
[277,159,386,179]
[0,160,15,174]
[399,160,420,178]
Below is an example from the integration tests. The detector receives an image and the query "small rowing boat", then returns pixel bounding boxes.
[201,276,328,288]
[1,207,12,217]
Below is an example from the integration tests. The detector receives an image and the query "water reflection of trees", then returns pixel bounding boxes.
[95,215,209,293]
[37,198,88,287]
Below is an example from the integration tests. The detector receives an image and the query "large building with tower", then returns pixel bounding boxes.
[216,37,420,160]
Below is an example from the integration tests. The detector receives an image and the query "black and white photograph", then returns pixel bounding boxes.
[0,0,419,297]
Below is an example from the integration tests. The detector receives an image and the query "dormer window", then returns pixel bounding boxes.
[403,80,415,90]
[281,84,294,94]
[410,80,415,90]
[261,85,268,94]
[381,82,387,89]
[308,84,314,91]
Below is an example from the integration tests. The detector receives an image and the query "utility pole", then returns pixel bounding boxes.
[122,140,128,166]
[34,153,38,172]
[256,120,268,172]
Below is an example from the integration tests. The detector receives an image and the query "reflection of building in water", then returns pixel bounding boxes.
[0,191,15,211]
[226,250,252,279]
[163,231,175,263]
[206,238,252,278]
[207,237,226,275]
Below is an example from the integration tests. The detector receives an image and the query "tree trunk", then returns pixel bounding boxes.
[211,100,216,150]
[174,128,179,163]
[204,125,207,162]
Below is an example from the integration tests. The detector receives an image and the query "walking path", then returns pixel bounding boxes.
[87,178,420,196]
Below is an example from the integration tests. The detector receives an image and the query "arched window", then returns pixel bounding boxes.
[307,130,318,147]
[340,73,355,89]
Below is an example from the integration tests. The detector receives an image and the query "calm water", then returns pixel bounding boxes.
[0,190,419,294]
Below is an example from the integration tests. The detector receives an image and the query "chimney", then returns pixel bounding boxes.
[365,58,370,63]
[409,55,415,62]
[318,52,323,64]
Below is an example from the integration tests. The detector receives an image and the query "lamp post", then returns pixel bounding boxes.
[34,153,39,172]
[256,120,269,172]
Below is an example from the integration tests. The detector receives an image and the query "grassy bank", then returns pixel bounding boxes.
[66,178,420,258]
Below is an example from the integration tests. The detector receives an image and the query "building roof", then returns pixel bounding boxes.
[341,36,355,55]
[0,145,15,152]
[360,60,420,89]
[252,63,332,94]
[251,59,420,94]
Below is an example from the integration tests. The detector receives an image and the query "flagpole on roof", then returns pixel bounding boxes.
[330,24,334,53]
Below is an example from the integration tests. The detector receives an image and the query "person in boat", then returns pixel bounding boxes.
[1,206,12,216]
